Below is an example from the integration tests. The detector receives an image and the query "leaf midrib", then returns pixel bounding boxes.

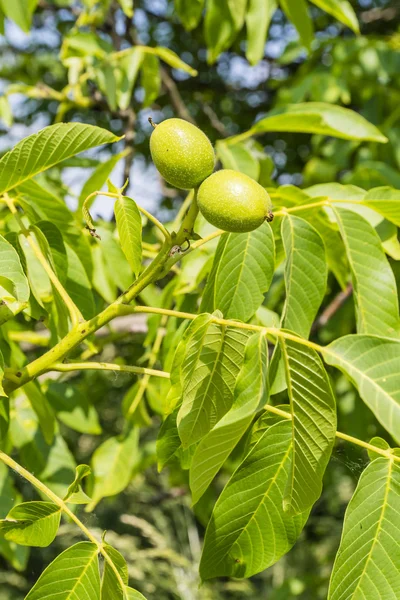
[352,460,392,598]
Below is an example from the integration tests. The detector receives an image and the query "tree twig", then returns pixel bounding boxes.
[161,66,196,124]
[311,283,353,334]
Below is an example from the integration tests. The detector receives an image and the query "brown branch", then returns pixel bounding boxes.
[311,283,353,334]
[360,7,398,23]
[200,101,229,137]
[160,67,196,124]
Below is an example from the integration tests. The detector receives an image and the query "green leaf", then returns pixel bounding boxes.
[25,541,100,600]
[87,427,140,511]
[309,0,359,33]
[323,335,400,443]
[0,123,121,196]
[367,436,390,462]
[0,0,37,32]
[147,46,197,77]
[206,221,275,322]
[47,383,101,435]
[328,458,400,599]
[64,465,92,504]
[34,221,68,285]
[0,233,30,304]
[362,186,400,227]
[23,381,55,446]
[245,0,277,65]
[0,501,60,547]
[0,233,30,324]
[200,420,308,579]
[280,336,336,514]
[279,0,313,50]
[204,0,247,64]
[115,48,143,111]
[16,179,79,242]
[190,332,269,504]
[333,207,400,338]
[96,226,133,292]
[101,544,128,600]
[78,150,130,211]
[249,103,388,143]
[126,589,147,600]
[141,54,161,107]
[177,314,250,447]
[114,196,142,278]
[65,244,95,320]
[174,0,204,31]
[156,409,181,471]
[281,215,327,338]
[216,141,260,180]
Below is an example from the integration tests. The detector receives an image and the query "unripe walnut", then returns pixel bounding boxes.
[150,118,215,190]
[197,169,272,233]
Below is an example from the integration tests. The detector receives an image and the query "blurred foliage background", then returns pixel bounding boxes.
[0,0,400,598]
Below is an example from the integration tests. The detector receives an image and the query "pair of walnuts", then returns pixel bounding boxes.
[150,118,272,233]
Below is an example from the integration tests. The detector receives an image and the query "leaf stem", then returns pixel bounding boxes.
[0,451,128,596]
[263,405,399,463]
[51,361,170,378]
[4,194,84,327]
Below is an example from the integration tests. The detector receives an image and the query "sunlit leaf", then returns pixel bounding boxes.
[0,502,60,547]
[190,332,268,504]
[0,123,121,195]
[309,0,359,33]
[244,103,388,143]
[177,314,250,447]
[64,465,92,505]
[101,544,128,600]
[25,541,100,600]
[200,419,308,579]
[245,0,277,65]
[204,221,275,322]
[323,335,400,443]
[114,196,142,278]
[328,458,400,599]
[281,336,336,514]
[333,207,400,338]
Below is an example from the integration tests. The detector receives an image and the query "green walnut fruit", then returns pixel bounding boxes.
[150,118,215,190]
[197,169,273,233]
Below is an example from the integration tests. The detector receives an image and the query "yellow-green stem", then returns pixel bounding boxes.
[51,361,170,378]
